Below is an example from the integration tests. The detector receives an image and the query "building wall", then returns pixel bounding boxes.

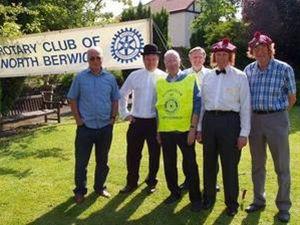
[168,8,198,48]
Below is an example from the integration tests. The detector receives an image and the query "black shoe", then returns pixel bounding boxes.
[216,184,220,192]
[202,199,215,210]
[179,182,189,191]
[190,201,202,212]
[164,194,181,204]
[277,210,290,223]
[226,207,238,216]
[146,185,156,194]
[119,185,137,194]
[245,203,266,213]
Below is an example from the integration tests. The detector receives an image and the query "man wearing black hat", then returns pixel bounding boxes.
[197,39,251,216]
[119,44,166,194]
[244,32,297,223]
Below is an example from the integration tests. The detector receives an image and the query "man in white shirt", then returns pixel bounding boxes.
[180,46,213,191]
[119,44,166,194]
[196,39,251,216]
[185,46,211,85]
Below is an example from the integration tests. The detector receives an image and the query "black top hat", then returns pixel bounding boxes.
[141,44,161,55]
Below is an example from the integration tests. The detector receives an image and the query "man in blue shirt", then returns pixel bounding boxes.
[244,32,297,223]
[67,48,120,204]
[156,50,202,212]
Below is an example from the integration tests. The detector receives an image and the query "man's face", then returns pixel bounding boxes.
[143,54,159,71]
[215,51,230,69]
[253,44,270,63]
[88,50,102,72]
[189,50,205,70]
[164,54,180,75]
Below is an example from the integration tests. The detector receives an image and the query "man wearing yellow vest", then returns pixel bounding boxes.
[156,50,202,212]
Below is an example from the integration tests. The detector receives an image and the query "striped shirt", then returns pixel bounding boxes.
[244,59,296,111]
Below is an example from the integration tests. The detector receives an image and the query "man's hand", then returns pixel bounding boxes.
[187,128,196,146]
[109,117,116,125]
[76,118,84,126]
[237,136,247,150]
[196,131,202,144]
[125,115,136,123]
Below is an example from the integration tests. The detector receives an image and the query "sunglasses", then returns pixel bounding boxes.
[89,56,101,61]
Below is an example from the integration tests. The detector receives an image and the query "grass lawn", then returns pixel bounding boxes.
[0,107,299,225]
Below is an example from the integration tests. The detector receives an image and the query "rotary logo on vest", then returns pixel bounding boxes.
[164,98,179,114]
[110,28,144,64]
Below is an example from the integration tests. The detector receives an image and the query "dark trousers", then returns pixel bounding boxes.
[160,132,201,203]
[126,118,160,187]
[73,124,113,195]
[202,111,241,209]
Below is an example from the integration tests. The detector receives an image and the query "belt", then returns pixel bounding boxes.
[206,110,239,115]
[253,109,285,114]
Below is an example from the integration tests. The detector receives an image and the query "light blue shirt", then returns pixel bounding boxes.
[67,68,120,129]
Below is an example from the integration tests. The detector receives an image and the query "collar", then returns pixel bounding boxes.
[255,58,274,72]
[87,67,104,76]
[167,70,182,82]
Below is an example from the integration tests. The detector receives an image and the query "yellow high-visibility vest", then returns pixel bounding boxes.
[156,75,195,132]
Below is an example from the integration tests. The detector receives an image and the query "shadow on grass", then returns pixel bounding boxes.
[241,211,262,225]
[0,147,69,160]
[27,186,217,225]
[77,187,150,225]
[211,209,234,225]
[0,123,57,138]
[27,194,99,225]
[0,167,32,179]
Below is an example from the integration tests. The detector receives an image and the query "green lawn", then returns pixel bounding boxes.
[0,107,299,225]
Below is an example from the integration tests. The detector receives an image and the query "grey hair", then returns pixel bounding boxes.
[164,49,181,62]
[189,46,206,59]
[87,48,103,59]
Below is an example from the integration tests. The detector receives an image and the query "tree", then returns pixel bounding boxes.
[190,0,250,69]
[242,0,300,77]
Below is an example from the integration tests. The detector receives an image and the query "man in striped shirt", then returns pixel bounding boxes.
[244,32,297,223]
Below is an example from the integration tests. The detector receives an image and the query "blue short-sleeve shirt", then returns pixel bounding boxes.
[67,68,120,129]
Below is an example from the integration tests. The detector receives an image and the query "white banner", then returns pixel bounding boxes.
[0,19,151,78]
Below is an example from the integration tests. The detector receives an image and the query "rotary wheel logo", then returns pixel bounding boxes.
[165,99,179,113]
[111,28,144,63]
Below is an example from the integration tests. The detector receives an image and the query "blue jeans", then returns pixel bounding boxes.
[73,124,113,195]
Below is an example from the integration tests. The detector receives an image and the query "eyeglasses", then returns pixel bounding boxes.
[89,56,101,61]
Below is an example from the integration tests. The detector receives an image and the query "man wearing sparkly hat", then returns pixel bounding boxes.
[196,38,251,216]
[119,44,166,194]
[244,32,296,223]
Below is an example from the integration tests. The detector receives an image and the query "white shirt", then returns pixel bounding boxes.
[185,66,211,86]
[119,68,167,119]
[197,65,251,137]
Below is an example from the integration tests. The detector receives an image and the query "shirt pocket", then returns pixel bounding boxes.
[224,86,239,104]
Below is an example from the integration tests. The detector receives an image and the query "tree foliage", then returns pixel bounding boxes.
[190,0,250,69]
[242,0,300,77]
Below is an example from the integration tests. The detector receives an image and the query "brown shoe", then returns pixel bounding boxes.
[74,194,85,204]
[96,188,111,198]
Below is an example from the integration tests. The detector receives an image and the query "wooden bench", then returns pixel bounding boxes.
[0,94,61,128]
